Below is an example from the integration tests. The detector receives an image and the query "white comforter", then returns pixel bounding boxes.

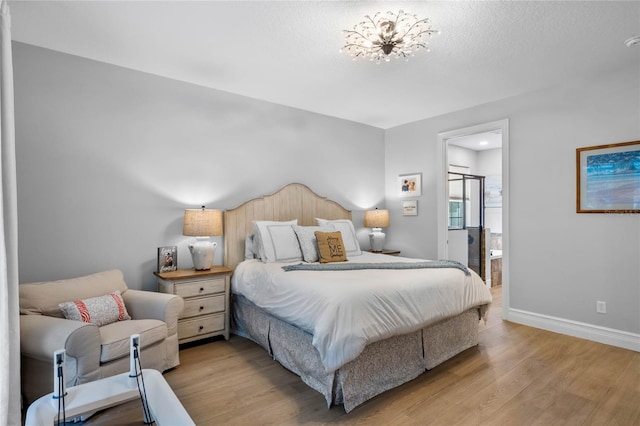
[232,252,492,373]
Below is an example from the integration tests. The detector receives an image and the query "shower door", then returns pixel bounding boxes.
[448,172,485,277]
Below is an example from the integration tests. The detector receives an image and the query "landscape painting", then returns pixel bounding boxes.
[577,141,640,213]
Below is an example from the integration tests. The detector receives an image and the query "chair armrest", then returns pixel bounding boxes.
[122,290,184,335]
[20,315,100,362]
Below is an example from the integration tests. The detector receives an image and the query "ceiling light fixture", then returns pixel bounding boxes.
[624,36,640,47]
[341,10,439,64]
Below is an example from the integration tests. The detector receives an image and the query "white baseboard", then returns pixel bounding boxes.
[507,308,640,352]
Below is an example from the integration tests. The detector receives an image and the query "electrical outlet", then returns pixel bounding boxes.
[596,301,606,314]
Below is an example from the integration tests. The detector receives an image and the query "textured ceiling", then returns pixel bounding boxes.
[8,1,640,129]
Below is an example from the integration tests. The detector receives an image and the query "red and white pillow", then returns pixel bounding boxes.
[58,290,131,326]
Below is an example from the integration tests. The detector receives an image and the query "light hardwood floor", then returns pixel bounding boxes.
[85,287,640,425]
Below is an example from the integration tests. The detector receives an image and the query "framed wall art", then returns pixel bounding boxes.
[484,175,502,208]
[402,200,418,216]
[398,173,422,198]
[157,246,178,273]
[576,140,640,213]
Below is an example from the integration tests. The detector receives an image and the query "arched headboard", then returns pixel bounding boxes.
[224,183,351,270]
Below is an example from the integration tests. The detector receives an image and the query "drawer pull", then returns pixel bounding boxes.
[199,306,204,311]
[199,287,204,292]
[199,325,204,331]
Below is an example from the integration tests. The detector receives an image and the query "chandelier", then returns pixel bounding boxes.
[341,10,438,64]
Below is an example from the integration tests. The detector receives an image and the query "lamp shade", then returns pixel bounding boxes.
[364,209,390,228]
[183,208,223,237]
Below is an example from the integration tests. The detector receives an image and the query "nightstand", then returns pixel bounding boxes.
[155,266,232,344]
[368,249,401,256]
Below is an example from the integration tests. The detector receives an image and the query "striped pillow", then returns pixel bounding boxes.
[58,290,131,326]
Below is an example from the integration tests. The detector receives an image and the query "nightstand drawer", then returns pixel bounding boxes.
[174,278,225,298]
[178,314,225,340]
[180,295,225,319]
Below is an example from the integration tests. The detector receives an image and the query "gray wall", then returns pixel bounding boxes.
[14,42,385,290]
[385,65,640,335]
[12,40,639,346]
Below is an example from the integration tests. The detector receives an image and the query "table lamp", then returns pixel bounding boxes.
[364,208,389,252]
[183,207,223,270]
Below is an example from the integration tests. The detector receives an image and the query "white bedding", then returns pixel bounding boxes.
[232,252,492,373]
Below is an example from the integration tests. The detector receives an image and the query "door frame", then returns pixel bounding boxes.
[436,119,510,319]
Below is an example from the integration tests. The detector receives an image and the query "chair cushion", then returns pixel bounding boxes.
[99,319,167,363]
[20,270,128,317]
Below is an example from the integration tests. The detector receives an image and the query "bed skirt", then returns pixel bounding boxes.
[231,294,485,412]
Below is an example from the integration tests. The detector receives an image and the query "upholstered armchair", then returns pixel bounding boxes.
[19,269,184,405]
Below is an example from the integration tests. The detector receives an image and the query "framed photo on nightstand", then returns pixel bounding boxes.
[157,246,177,273]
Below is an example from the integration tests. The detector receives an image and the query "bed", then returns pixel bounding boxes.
[224,183,492,412]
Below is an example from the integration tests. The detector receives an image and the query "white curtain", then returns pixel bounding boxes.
[0,0,20,425]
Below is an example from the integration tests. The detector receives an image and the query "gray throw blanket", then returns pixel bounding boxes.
[282,260,470,276]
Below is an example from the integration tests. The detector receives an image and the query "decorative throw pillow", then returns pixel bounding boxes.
[315,231,347,263]
[58,290,131,327]
[315,218,362,257]
[292,225,333,262]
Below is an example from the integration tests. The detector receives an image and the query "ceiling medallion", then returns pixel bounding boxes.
[341,10,439,64]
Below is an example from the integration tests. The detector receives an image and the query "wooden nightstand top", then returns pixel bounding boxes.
[368,249,401,256]
[154,266,232,280]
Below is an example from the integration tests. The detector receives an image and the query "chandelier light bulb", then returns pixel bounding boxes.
[342,10,438,64]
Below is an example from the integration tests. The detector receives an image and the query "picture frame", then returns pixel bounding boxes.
[402,200,418,216]
[576,140,640,213]
[484,175,502,208]
[157,246,178,273]
[398,173,422,198]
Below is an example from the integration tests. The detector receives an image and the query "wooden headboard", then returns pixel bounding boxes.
[224,183,352,270]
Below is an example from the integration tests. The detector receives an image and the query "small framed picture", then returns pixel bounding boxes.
[403,200,418,216]
[398,173,422,198]
[157,246,177,273]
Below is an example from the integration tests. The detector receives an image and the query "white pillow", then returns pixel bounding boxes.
[315,218,362,256]
[253,220,302,263]
[244,234,257,259]
[292,225,334,263]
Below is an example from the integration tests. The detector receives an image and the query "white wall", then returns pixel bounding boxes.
[13,41,640,348]
[477,148,501,176]
[14,42,385,290]
[448,145,477,172]
[385,65,640,341]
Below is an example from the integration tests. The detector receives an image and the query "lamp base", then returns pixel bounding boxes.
[188,238,218,270]
[369,228,386,252]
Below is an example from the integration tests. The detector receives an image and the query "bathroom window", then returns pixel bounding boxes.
[449,200,464,229]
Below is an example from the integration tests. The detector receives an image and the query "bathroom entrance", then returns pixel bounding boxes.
[437,119,509,315]
[437,119,507,291]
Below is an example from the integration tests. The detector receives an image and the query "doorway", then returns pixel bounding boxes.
[436,119,509,318]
